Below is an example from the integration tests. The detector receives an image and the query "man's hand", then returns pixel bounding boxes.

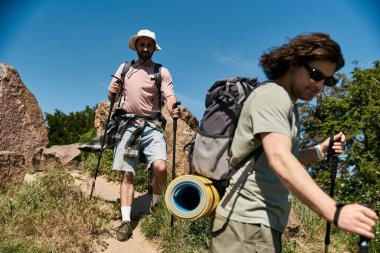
[108,82,121,95]
[167,96,180,119]
[336,204,378,239]
[172,107,180,119]
[320,131,346,156]
[171,101,181,119]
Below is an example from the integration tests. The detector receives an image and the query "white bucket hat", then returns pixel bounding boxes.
[128,29,161,51]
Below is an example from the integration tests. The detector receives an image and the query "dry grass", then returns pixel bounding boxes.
[0,165,117,253]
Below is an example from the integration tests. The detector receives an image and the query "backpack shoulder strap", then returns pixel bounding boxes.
[220,145,264,208]
[116,60,135,106]
[153,63,163,108]
[120,60,135,83]
[153,63,162,89]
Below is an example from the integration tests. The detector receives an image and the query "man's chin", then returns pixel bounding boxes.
[302,95,316,101]
[138,52,152,61]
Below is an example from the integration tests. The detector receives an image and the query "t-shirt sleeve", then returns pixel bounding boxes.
[250,85,293,138]
[160,67,175,98]
[108,63,125,89]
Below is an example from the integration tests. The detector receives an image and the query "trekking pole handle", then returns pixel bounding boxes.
[172,101,181,121]
[111,75,122,84]
[327,130,341,158]
[327,130,341,181]
[109,75,123,96]
[358,203,371,253]
[173,101,181,109]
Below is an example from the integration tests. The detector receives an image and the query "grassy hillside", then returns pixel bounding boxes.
[1,160,378,252]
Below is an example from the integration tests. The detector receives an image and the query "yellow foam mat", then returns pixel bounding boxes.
[165,175,220,220]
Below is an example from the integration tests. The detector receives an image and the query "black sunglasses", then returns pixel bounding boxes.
[303,64,338,87]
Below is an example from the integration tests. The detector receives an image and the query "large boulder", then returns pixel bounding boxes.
[0,63,49,165]
[32,143,82,171]
[94,101,112,136]
[93,102,199,176]
[162,106,198,176]
[0,151,26,189]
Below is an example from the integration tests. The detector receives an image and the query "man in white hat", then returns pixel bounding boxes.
[108,29,179,241]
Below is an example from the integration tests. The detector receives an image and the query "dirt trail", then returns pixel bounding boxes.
[25,171,160,253]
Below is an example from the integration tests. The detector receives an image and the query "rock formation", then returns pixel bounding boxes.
[32,143,82,171]
[0,63,49,165]
[0,151,25,190]
[162,106,198,176]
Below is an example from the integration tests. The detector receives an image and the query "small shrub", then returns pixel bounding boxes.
[0,237,53,253]
[140,198,211,253]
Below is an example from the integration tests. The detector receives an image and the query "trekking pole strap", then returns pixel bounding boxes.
[333,203,346,226]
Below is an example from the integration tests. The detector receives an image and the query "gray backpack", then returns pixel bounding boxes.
[188,77,264,201]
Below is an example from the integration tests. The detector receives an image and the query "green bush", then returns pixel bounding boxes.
[45,106,96,146]
[140,199,212,253]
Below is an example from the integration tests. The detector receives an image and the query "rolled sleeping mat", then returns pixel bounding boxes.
[165,175,220,220]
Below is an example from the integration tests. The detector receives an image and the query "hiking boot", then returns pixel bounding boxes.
[115,221,133,241]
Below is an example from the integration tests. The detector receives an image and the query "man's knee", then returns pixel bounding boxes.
[122,171,135,184]
[151,160,167,174]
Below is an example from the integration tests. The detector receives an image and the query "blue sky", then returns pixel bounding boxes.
[1,0,379,120]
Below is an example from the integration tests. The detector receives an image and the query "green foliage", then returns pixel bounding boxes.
[0,165,115,253]
[0,238,53,253]
[78,149,119,181]
[140,199,212,253]
[299,61,380,211]
[45,105,96,146]
[134,163,152,193]
[78,127,97,144]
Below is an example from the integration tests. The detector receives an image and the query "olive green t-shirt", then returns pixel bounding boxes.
[215,82,300,233]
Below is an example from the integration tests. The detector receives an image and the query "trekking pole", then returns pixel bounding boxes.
[324,130,341,253]
[89,75,121,200]
[170,101,180,227]
[358,203,371,253]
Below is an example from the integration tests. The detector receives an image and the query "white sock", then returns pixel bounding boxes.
[152,194,162,206]
[121,206,131,222]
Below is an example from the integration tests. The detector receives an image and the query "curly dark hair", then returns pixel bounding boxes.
[259,33,345,80]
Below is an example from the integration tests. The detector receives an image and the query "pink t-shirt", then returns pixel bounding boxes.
[110,62,175,117]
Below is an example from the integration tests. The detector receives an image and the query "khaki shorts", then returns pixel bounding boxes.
[212,213,282,253]
[113,124,166,174]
